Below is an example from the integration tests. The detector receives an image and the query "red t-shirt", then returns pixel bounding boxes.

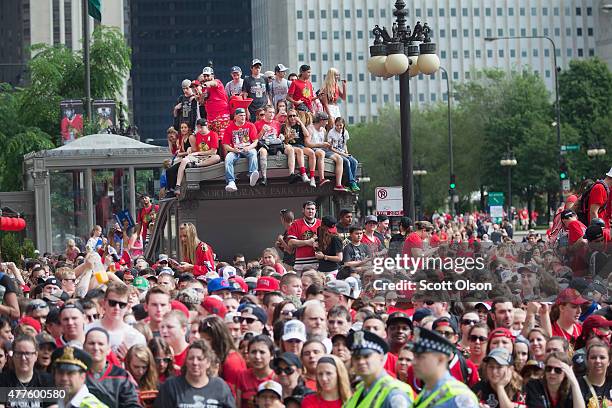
[204,79,230,121]
[361,233,382,256]
[222,121,258,149]
[194,130,219,152]
[187,241,215,277]
[255,119,281,139]
[287,218,322,266]
[588,183,610,227]
[551,321,582,345]
[287,79,315,109]
[302,394,342,408]
[430,233,441,247]
[567,220,587,245]
[173,346,188,374]
[236,368,275,408]
[385,352,398,378]
[137,204,159,241]
[221,350,246,399]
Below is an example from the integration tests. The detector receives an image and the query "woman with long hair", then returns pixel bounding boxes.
[577,341,612,406]
[260,247,286,275]
[528,327,550,362]
[155,340,235,407]
[272,300,298,325]
[165,122,192,195]
[318,68,346,127]
[302,355,351,408]
[326,117,360,192]
[513,336,530,372]
[148,337,174,384]
[301,340,326,391]
[280,109,317,186]
[126,345,159,408]
[236,334,276,408]
[198,315,246,398]
[467,323,489,367]
[178,222,215,277]
[314,216,344,275]
[525,351,585,408]
[458,310,480,351]
[473,348,525,407]
[160,310,190,373]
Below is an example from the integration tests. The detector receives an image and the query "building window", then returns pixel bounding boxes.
[451,8,456,16]
[440,29,446,38]
[522,50,527,57]
[509,28,515,36]
[451,29,457,38]
[347,74,353,81]
[555,28,560,36]
[587,7,592,16]
[346,52,352,60]
[380,9,386,17]
[358,52,365,60]
[463,29,469,37]
[297,10,303,18]
[416,8,421,17]
[384,94,389,103]
[578,48,583,57]
[333,31,340,39]
[395,94,400,102]
[368,9,374,18]
[576,7,581,16]
[567,48,572,57]
[475,28,480,37]
[543,28,548,36]
[565,7,570,16]
[577,28,582,36]
[485,7,491,16]
[344,10,350,18]
[532,28,538,36]
[308,10,314,18]
[588,28,593,36]
[310,53,316,61]
[298,32,304,40]
[309,32,315,40]
[498,28,503,36]
[360,116,366,123]
[544,49,549,57]
[566,28,571,36]
[465,72,471,79]
[453,72,459,80]
[359,95,365,103]
[521,28,527,36]
[359,73,364,81]
[334,53,340,60]
[427,8,433,17]
[510,49,516,57]
[439,8,445,17]
[464,50,470,58]
[419,93,425,102]
[356,9,362,17]
[347,95,353,103]
[497,7,502,16]
[332,9,338,18]
[371,95,377,103]
[298,53,304,62]
[440,50,447,59]
[589,48,595,56]
[322,53,328,61]
[531,7,536,16]
[474,7,480,16]
[452,50,458,59]
[431,93,437,102]
[533,49,539,57]
[543,7,548,16]
[462,8,468,16]
[357,30,364,39]
[554,7,559,16]
[322,32,327,39]
[499,49,504,57]
[321,10,327,18]
[509,8,514,16]
[348,116,354,124]
[345,31,351,39]
[443,93,448,102]
[475,49,481,58]
[520,7,525,16]
[487,49,493,58]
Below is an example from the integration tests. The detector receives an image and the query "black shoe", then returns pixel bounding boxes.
[259,177,267,186]
[165,190,176,198]
[288,173,299,184]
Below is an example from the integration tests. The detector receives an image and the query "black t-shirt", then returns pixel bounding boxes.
[473,380,526,408]
[0,273,18,295]
[318,236,344,272]
[578,376,612,407]
[525,379,574,408]
[0,370,54,408]
[174,95,197,131]
[154,375,235,408]
[388,233,406,259]
[242,76,268,109]
[342,243,371,264]
[280,123,305,147]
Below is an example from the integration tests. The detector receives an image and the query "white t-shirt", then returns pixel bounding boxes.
[307,125,327,145]
[270,78,290,106]
[86,320,146,352]
[225,79,243,97]
[327,127,349,153]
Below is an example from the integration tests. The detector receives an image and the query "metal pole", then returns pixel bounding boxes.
[508,166,512,214]
[82,0,91,121]
[399,71,415,221]
[440,67,454,215]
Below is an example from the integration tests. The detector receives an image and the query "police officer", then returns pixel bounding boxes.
[52,346,108,408]
[344,330,415,408]
[410,327,479,408]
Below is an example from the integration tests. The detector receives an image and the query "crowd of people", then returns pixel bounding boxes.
[162,61,361,197]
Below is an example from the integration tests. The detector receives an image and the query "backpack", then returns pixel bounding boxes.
[575,180,609,225]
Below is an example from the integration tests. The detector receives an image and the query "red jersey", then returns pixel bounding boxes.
[287,79,315,109]
[287,218,322,267]
[385,352,398,378]
[302,394,342,408]
[361,233,382,256]
[551,321,582,345]
[588,183,610,227]
[194,130,219,152]
[430,233,441,247]
[222,121,258,149]
[255,119,281,139]
[184,241,215,277]
[221,350,246,399]
[204,79,230,121]
[137,204,159,241]
[173,346,188,374]
[236,368,275,408]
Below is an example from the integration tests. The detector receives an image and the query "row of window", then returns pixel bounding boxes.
[438,27,594,38]
[298,52,365,62]
[297,7,593,20]
[438,47,595,59]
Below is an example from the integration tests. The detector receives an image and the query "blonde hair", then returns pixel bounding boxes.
[321,68,339,101]
[262,248,280,263]
[301,270,324,286]
[126,345,158,391]
[316,355,352,402]
[179,223,201,266]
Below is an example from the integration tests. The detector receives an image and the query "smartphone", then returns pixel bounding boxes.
[168,258,180,267]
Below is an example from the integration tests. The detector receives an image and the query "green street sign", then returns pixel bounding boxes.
[561,145,580,151]
[488,192,505,206]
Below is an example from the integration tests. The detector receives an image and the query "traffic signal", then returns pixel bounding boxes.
[450,174,456,189]
[559,158,568,180]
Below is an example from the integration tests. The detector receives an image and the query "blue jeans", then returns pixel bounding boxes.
[342,155,358,184]
[225,150,258,183]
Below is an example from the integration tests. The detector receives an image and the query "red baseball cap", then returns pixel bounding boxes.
[19,316,42,333]
[201,297,227,318]
[229,276,248,294]
[556,288,589,305]
[488,327,515,341]
[170,300,190,319]
[255,276,280,293]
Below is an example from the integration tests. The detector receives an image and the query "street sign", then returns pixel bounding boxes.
[375,186,403,216]
[490,205,504,219]
[562,179,570,192]
[488,192,505,206]
[561,144,580,152]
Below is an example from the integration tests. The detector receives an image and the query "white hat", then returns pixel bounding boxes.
[275,64,288,72]
[257,381,282,399]
[251,59,262,66]
[159,267,174,276]
[345,277,361,298]
[606,167,612,178]
[222,266,237,280]
[282,320,306,342]
[181,79,191,88]
[224,312,240,323]
[202,67,214,75]
[264,70,275,79]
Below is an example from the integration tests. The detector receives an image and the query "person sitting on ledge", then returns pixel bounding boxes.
[223,108,260,192]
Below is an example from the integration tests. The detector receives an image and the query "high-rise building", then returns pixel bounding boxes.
[0,0,26,85]
[130,0,253,143]
[253,0,602,124]
[595,0,612,68]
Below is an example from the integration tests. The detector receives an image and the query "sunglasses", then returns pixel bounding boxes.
[155,357,172,364]
[545,366,563,374]
[469,335,487,343]
[86,314,100,321]
[288,114,297,118]
[281,310,294,317]
[425,300,435,306]
[461,319,479,326]
[107,299,128,309]
[274,367,295,375]
[240,317,256,324]
[436,331,455,339]
[258,113,265,117]
[62,278,76,283]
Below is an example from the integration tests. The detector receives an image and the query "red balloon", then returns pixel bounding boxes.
[7,218,17,231]
[17,218,26,230]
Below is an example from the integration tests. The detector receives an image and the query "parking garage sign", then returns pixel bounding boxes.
[375,187,403,216]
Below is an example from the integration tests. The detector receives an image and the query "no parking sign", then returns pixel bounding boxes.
[375,187,403,216]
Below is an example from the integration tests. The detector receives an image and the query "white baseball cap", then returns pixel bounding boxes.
[257,381,282,399]
[606,167,612,178]
[251,59,262,66]
[282,320,306,342]
[181,79,191,88]
[221,266,237,280]
[202,67,214,75]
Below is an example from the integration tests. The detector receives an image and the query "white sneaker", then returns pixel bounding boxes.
[225,181,238,192]
[301,173,310,182]
[309,178,316,188]
[249,170,260,186]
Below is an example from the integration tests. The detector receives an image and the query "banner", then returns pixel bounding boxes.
[92,99,117,131]
[60,100,84,144]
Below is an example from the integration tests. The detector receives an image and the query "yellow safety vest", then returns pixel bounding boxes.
[79,394,109,408]
[343,375,416,408]
[412,379,478,408]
